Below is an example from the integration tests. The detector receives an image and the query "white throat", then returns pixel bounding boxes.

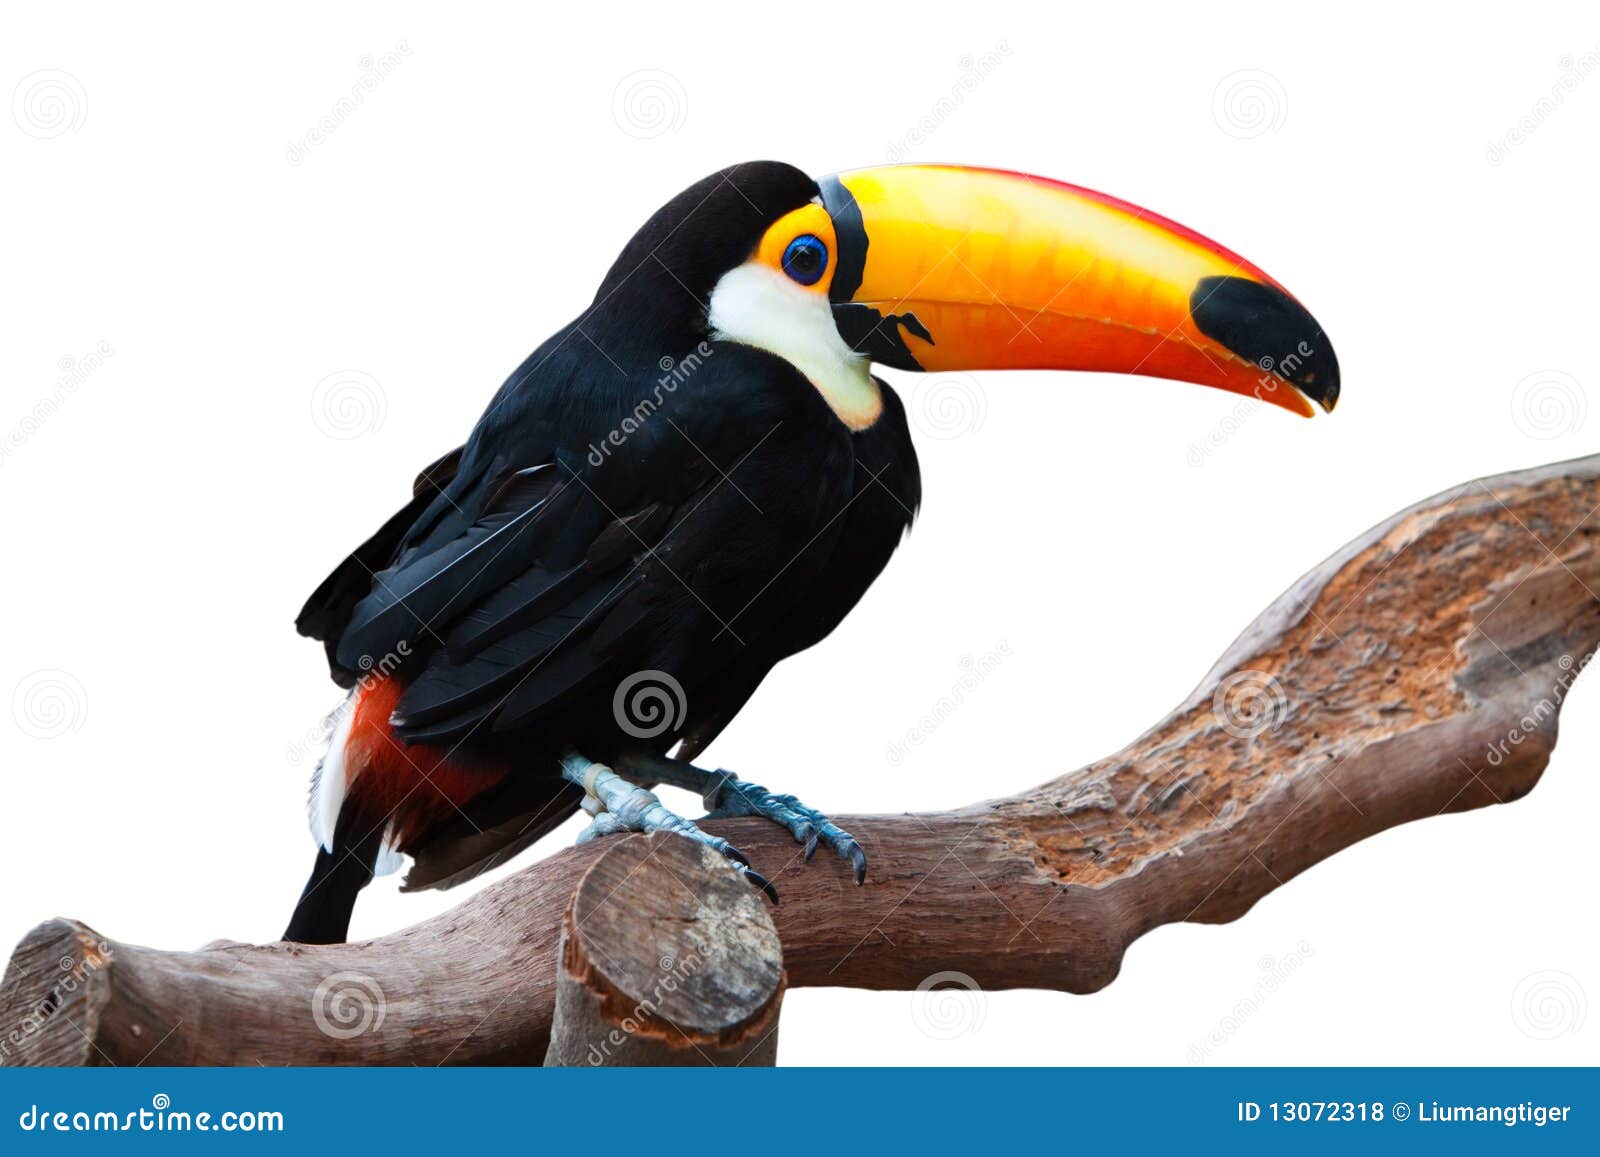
[707,263,882,430]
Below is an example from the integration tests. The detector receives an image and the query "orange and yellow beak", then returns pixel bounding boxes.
[819,164,1338,417]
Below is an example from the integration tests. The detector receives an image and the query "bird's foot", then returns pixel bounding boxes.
[702,773,866,885]
[560,752,777,902]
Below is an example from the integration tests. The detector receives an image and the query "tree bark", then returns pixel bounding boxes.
[542,833,784,1066]
[3,453,1597,1066]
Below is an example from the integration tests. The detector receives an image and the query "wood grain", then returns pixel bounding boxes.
[543,833,783,1066]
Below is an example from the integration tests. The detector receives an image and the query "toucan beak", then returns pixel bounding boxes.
[819,164,1338,417]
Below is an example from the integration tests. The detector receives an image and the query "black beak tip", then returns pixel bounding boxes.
[1190,275,1340,413]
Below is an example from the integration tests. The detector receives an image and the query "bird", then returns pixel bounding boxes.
[284,160,1338,943]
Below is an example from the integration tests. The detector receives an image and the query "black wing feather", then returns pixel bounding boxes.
[391,570,644,732]
[296,447,464,684]
[333,471,571,670]
[443,560,594,658]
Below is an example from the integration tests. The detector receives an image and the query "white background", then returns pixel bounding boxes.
[3,1,1596,1066]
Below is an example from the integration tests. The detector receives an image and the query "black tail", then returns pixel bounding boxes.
[282,809,382,944]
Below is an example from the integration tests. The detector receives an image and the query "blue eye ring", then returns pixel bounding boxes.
[781,234,829,286]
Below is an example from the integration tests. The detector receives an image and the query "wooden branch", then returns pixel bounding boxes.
[543,833,784,1066]
[5,453,1598,1066]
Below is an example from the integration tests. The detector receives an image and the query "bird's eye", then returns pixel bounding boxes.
[781,234,828,286]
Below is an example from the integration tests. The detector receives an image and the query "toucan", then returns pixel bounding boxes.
[285,161,1338,943]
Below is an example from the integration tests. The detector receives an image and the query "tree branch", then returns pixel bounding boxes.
[5,454,1597,1066]
[543,833,784,1066]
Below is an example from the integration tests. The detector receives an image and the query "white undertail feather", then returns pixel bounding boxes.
[372,836,405,877]
[307,695,355,853]
[707,262,882,430]
[306,692,404,877]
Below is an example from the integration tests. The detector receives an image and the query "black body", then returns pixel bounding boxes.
[289,163,920,926]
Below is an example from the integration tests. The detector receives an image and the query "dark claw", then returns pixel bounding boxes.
[848,843,868,886]
[715,843,776,902]
[742,867,779,905]
[803,827,821,860]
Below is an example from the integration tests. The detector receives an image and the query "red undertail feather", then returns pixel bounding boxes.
[341,674,508,848]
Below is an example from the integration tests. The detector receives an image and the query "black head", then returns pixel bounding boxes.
[588,161,819,341]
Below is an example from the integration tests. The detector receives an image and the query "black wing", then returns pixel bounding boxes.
[297,342,859,749]
[295,446,464,686]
